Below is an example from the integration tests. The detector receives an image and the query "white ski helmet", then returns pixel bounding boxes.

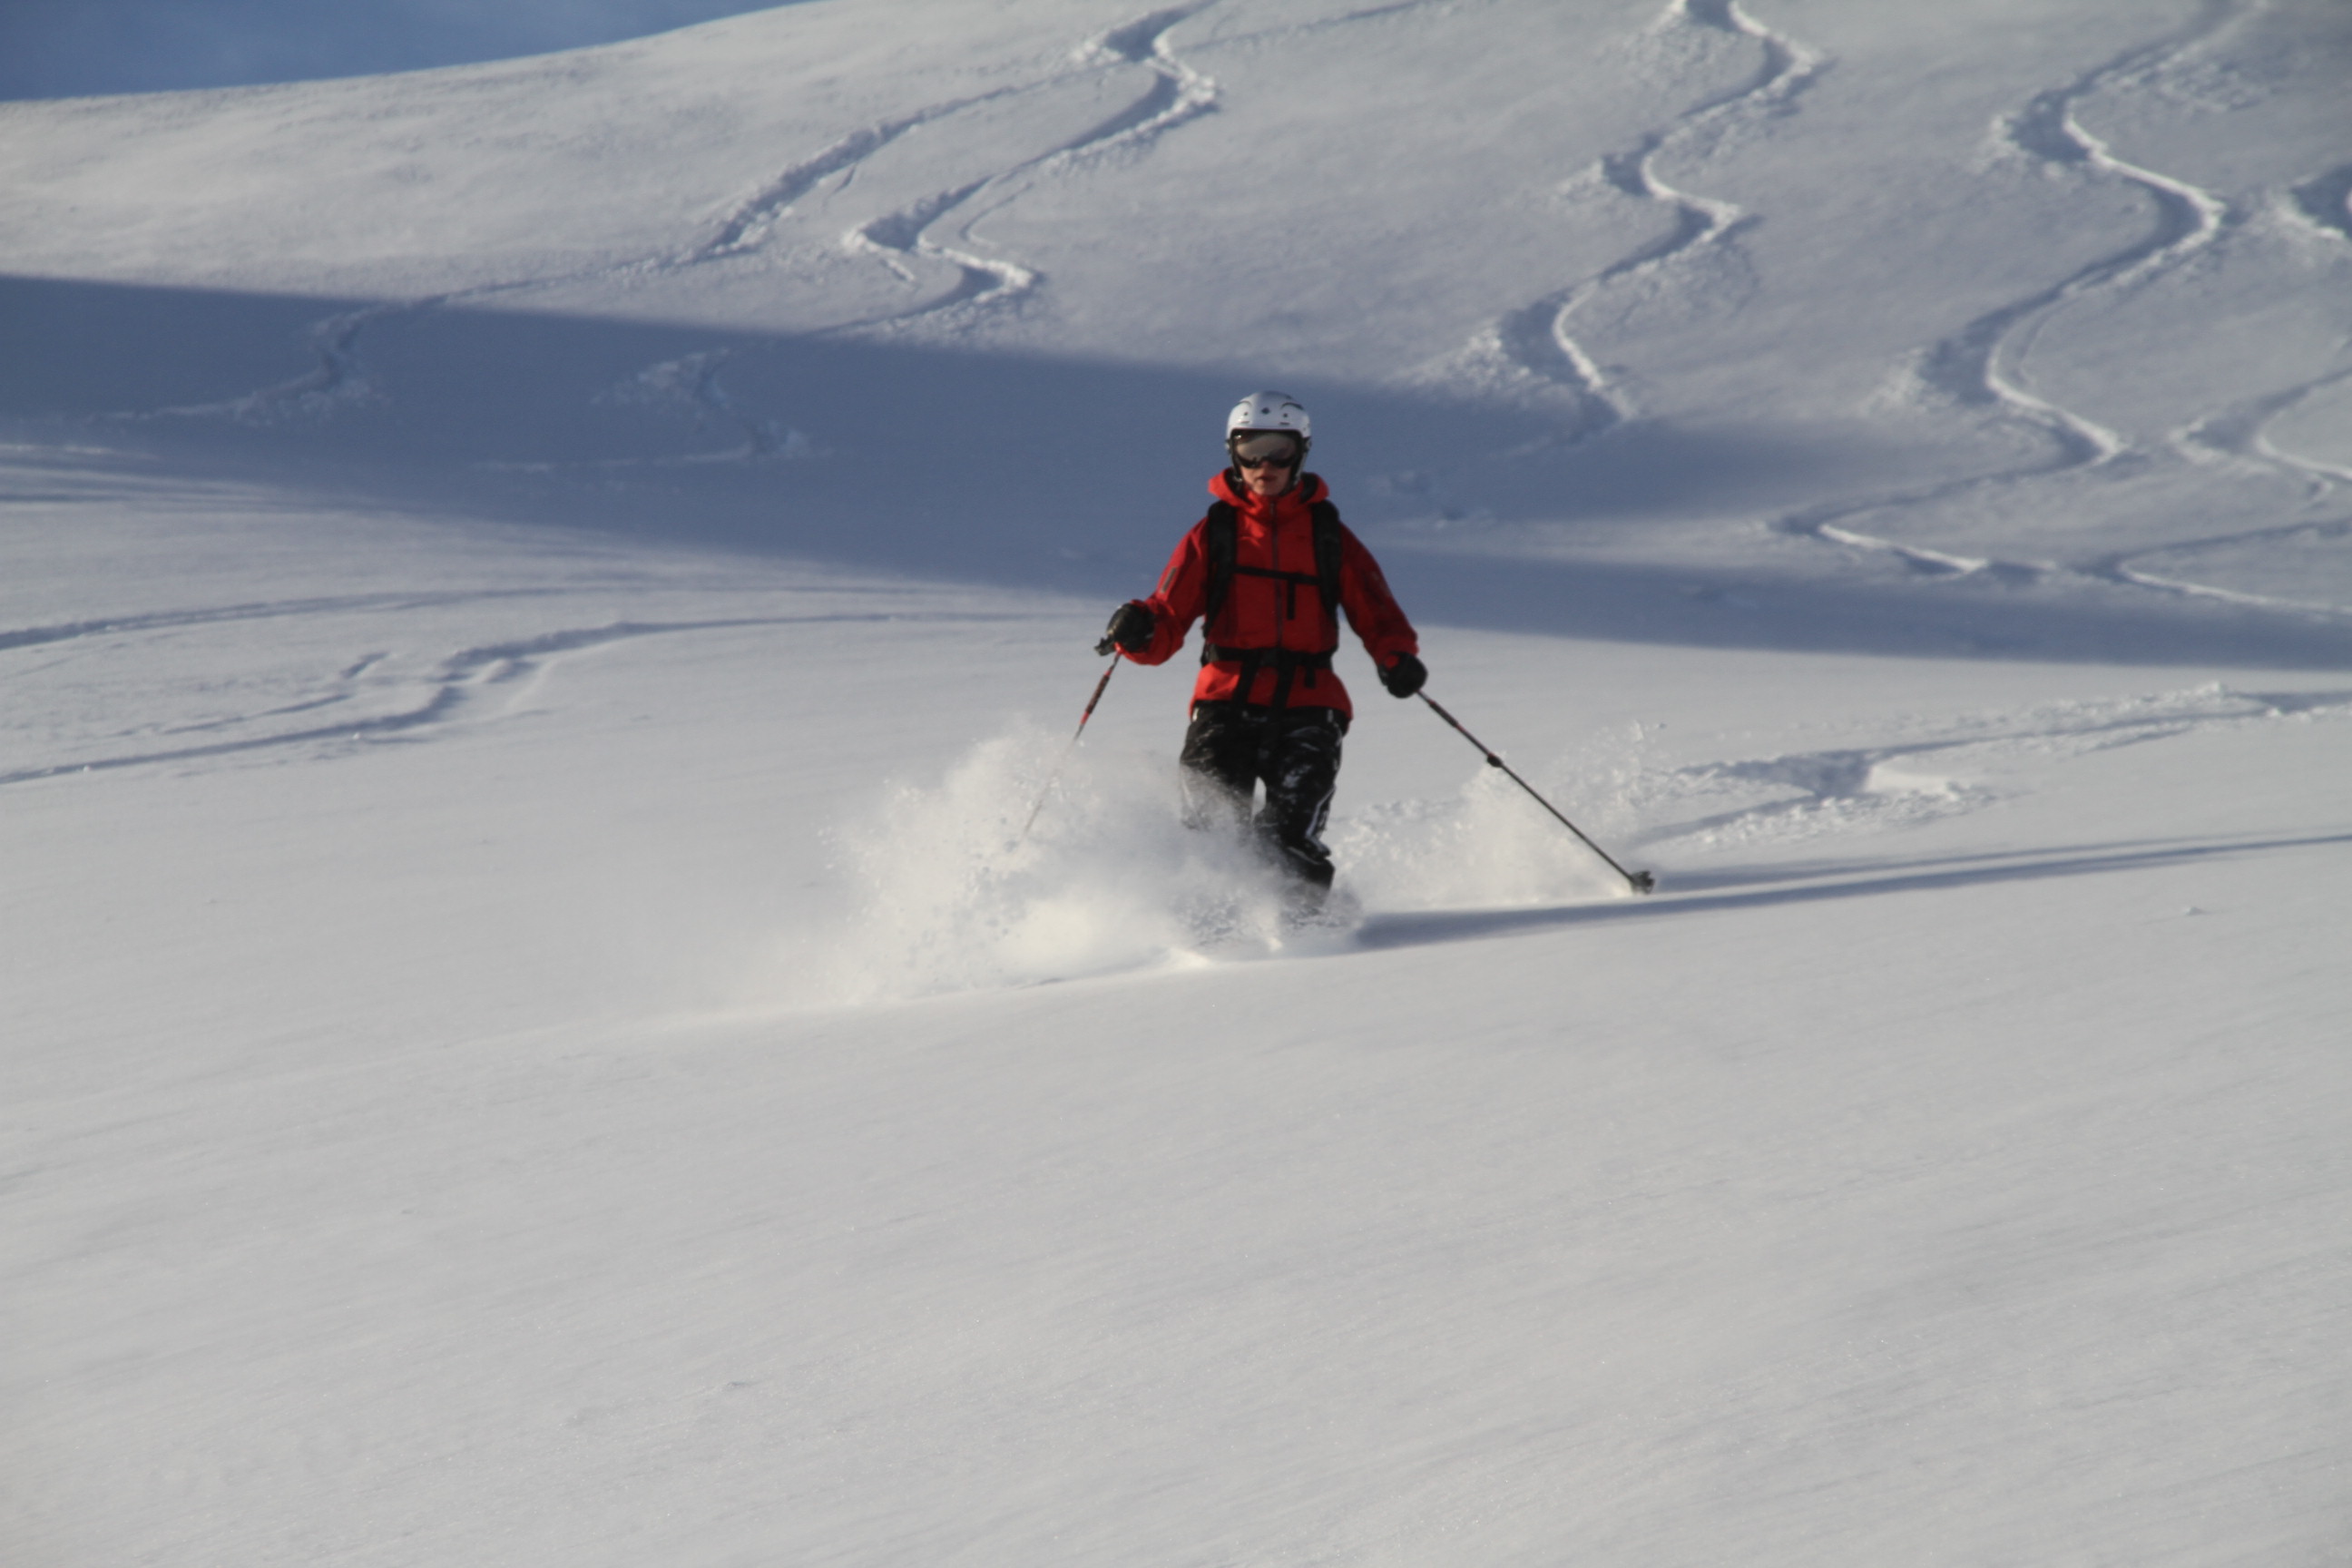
[1225,390,1311,451]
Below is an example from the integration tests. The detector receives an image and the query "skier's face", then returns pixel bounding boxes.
[1231,434,1301,497]
[1240,461,1296,497]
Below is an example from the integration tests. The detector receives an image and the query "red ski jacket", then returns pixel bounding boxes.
[1120,470,1419,720]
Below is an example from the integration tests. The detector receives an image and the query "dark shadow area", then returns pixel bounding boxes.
[5,272,2348,669]
[0,0,813,102]
[1353,830,2352,950]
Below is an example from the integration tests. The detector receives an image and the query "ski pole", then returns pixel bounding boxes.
[1418,691,1655,895]
[1019,650,1121,840]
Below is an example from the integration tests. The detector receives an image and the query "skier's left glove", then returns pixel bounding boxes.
[1097,602,1155,656]
[1380,652,1427,699]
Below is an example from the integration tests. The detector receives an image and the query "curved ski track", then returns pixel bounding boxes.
[0,607,1031,789]
[0,590,570,655]
[823,5,1220,339]
[597,348,801,460]
[103,7,1230,452]
[1625,680,2352,851]
[1911,18,2237,468]
[1458,0,1828,446]
[122,300,412,426]
[72,1,2350,622]
[2286,162,2352,247]
[1769,0,2352,620]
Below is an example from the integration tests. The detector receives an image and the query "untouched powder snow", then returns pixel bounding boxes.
[4,2,2349,1564]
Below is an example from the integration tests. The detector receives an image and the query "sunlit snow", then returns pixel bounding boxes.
[5,2,2349,1563]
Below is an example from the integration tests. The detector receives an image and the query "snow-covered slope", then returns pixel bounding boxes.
[0,0,799,103]
[5,3,2349,1563]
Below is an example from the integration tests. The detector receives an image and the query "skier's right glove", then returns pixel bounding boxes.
[1380,652,1427,699]
[1099,602,1154,656]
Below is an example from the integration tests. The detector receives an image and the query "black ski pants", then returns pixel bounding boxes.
[1179,701,1347,887]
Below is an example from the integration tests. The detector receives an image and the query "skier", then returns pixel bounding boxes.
[1100,391,1426,906]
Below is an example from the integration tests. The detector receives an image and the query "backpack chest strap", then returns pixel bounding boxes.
[1200,642,1333,710]
[1200,495,1348,636]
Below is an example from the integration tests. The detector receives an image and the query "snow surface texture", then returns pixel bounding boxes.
[0,1,802,101]
[4,2,2350,1564]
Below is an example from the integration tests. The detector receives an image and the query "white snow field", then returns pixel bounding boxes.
[5,1,2350,1563]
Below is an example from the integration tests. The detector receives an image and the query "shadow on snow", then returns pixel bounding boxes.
[5,272,2347,670]
[1353,830,2352,950]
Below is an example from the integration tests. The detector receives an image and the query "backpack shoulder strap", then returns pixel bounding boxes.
[1309,499,1345,632]
[1200,500,1239,629]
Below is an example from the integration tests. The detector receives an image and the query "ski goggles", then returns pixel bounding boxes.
[1230,433,1303,468]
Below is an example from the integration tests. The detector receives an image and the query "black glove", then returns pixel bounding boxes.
[1379,652,1426,699]
[1098,602,1154,656]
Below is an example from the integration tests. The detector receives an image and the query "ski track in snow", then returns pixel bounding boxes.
[1924,31,2234,469]
[1777,6,2243,553]
[2096,516,2352,614]
[1443,0,1828,446]
[1779,0,2352,616]
[2286,161,2352,248]
[98,4,1499,451]
[680,95,1032,269]
[106,279,560,429]
[0,608,1024,788]
[60,3,2349,621]
[119,300,415,426]
[822,5,1220,338]
[2171,367,2352,498]
[1621,680,2352,852]
[0,590,570,654]
[592,348,813,461]
[98,7,1230,454]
